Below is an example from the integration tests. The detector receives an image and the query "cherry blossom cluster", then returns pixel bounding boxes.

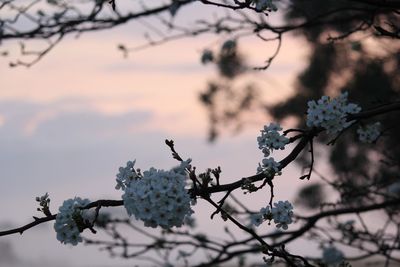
[115,160,139,190]
[257,123,288,176]
[251,0,278,11]
[118,160,194,229]
[306,92,361,134]
[257,157,281,177]
[54,197,91,246]
[257,123,289,156]
[357,122,381,143]
[250,200,294,230]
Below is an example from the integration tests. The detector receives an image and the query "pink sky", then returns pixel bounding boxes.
[0,5,317,266]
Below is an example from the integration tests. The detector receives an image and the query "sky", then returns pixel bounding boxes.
[0,2,318,266]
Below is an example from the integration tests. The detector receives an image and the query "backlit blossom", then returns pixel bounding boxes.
[257,122,289,157]
[250,201,293,230]
[120,161,194,229]
[54,197,91,246]
[306,92,361,135]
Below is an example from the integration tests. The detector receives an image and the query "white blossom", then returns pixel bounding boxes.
[54,197,91,246]
[121,161,194,229]
[256,122,287,178]
[271,200,293,230]
[172,158,192,174]
[357,122,381,143]
[259,206,271,218]
[250,213,264,226]
[257,122,289,157]
[115,160,138,190]
[250,201,293,230]
[258,157,281,177]
[306,91,361,135]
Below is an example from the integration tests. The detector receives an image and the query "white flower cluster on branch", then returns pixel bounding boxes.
[272,200,294,230]
[115,160,138,190]
[54,197,91,245]
[306,92,361,134]
[250,200,294,230]
[118,160,194,229]
[257,123,289,156]
[257,122,288,176]
[258,157,281,176]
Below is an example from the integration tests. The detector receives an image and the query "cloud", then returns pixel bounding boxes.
[102,61,204,74]
[0,99,152,138]
[33,108,152,142]
[0,99,159,209]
